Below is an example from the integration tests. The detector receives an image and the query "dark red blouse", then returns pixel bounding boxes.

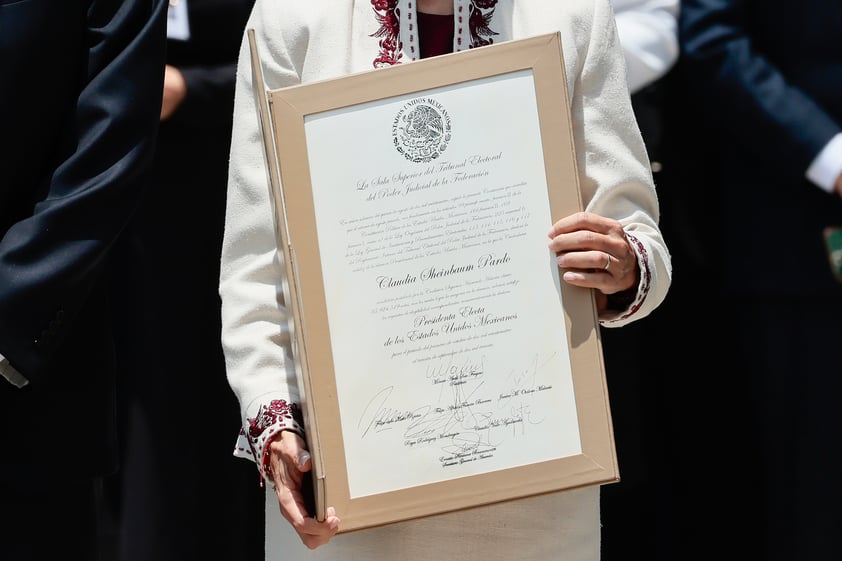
[418,12,455,59]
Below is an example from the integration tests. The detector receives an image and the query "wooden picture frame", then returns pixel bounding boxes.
[248,30,617,534]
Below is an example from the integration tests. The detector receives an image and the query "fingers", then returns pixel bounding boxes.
[557,249,628,277]
[548,212,628,258]
[548,211,638,294]
[547,211,615,239]
[268,432,341,549]
[275,488,340,550]
[273,430,312,472]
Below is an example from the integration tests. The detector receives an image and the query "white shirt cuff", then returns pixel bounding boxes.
[806,133,842,193]
[0,353,29,388]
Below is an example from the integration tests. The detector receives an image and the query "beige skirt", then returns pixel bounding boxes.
[265,485,600,561]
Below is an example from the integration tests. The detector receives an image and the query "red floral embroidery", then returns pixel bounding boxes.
[466,0,498,48]
[370,0,499,67]
[371,0,403,67]
[246,399,303,441]
[242,399,304,483]
[618,233,652,320]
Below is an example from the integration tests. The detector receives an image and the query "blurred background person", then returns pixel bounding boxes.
[602,0,771,556]
[613,0,680,91]
[598,1,679,559]
[676,1,842,560]
[102,1,262,560]
[0,1,167,560]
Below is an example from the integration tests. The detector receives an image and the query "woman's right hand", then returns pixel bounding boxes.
[268,431,340,549]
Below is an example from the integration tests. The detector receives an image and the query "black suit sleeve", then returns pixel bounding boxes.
[0,0,168,383]
[173,62,239,127]
[680,0,840,176]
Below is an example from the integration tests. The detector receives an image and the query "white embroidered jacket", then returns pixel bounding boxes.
[220,0,672,476]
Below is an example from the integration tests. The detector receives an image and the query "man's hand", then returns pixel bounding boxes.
[160,64,187,121]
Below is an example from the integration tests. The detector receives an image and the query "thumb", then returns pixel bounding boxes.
[297,451,312,471]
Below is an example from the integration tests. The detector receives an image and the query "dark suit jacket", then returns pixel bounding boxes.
[114,0,254,389]
[107,3,263,558]
[0,0,167,479]
[679,0,842,292]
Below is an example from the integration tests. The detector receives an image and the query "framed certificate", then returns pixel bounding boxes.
[248,30,617,533]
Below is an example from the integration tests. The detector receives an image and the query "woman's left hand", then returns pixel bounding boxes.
[548,211,639,312]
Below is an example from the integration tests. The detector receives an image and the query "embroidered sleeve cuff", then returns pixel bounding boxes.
[233,398,305,484]
[599,232,652,324]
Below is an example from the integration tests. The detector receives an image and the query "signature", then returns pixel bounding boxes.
[356,351,555,462]
[357,386,426,438]
[496,352,555,427]
[425,354,485,383]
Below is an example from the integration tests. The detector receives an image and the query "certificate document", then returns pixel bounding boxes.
[250,31,617,533]
[307,69,581,497]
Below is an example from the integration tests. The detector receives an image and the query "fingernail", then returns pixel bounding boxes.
[298,452,311,469]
